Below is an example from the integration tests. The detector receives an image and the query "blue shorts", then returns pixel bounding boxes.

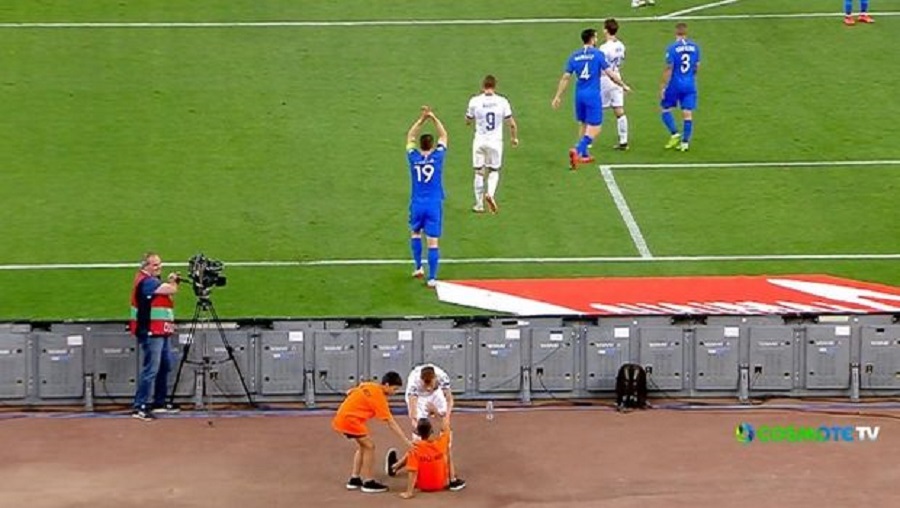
[409,201,442,238]
[574,95,602,126]
[661,87,697,111]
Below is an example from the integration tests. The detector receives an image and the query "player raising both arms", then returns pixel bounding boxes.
[466,75,518,214]
[844,1,874,25]
[599,18,629,150]
[660,23,700,152]
[552,28,631,171]
[406,106,448,288]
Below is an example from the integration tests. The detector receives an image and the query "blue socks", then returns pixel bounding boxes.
[427,247,440,281]
[683,120,694,143]
[846,0,868,14]
[661,111,678,135]
[410,237,422,270]
[575,135,593,157]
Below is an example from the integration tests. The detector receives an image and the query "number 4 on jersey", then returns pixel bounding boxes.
[580,62,591,80]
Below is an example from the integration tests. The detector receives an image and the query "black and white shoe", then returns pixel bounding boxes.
[614,143,629,151]
[448,478,467,491]
[385,448,399,477]
[151,403,181,414]
[345,477,363,490]
[131,407,156,422]
[361,480,389,493]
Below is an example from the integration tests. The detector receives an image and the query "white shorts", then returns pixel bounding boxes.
[407,389,449,419]
[601,84,625,109]
[472,139,503,170]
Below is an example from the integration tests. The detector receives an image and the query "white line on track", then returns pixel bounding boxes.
[600,166,653,259]
[660,0,741,20]
[2,254,899,271]
[0,11,898,29]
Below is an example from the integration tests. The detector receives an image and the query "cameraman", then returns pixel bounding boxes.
[129,252,181,421]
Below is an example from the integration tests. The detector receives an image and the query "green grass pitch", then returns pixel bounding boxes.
[0,1,898,320]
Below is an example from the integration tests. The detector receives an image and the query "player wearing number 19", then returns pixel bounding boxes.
[406,107,449,288]
[552,28,631,171]
[660,23,700,152]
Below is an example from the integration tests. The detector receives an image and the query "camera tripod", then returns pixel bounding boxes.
[169,295,256,413]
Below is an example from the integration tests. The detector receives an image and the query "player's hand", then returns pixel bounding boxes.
[420,105,431,118]
[551,97,561,110]
[622,84,632,93]
[167,272,181,284]
[400,492,415,499]
[511,138,519,147]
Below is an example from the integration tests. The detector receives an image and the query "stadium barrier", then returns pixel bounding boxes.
[1,314,899,410]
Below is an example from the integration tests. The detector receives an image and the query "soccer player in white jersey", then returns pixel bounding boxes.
[599,18,629,150]
[466,75,518,214]
[405,363,454,425]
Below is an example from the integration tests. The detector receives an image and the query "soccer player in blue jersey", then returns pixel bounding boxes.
[844,1,874,25]
[660,23,700,152]
[552,28,631,171]
[406,106,448,288]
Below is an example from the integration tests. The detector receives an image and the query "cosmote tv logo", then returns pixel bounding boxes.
[735,422,881,444]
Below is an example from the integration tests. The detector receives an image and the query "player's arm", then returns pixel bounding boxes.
[505,116,519,147]
[659,64,673,99]
[406,106,430,147]
[428,111,448,147]
[400,470,418,499]
[602,68,630,92]
[408,394,419,423]
[551,73,571,109]
[465,101,475,128]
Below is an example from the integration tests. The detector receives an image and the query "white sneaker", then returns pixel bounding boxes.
[472,205,485,213]
[412,268,424,279]
[426,279,438,288]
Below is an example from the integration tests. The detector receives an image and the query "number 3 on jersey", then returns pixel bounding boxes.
[580,62,591,80]
[415,163,435,183]
[680,53,692,73]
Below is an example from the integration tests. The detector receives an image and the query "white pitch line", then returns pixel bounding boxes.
[0,11,898,29]
[660,0,740,20]
[608,160,900,170]
[600,166,654,259]
[2,254,900,271]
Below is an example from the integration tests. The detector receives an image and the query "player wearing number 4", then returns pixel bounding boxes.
[552,28,631,171]
[660,23,700,152]
[845,1,874,25]
[406,107,448,288]
[466,75,518,214]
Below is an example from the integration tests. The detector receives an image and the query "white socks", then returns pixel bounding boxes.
[487,170,500,198]
[617,115,629,145]
[474,171,485,208]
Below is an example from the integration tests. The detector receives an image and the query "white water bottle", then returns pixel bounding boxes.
[486,400,494,421]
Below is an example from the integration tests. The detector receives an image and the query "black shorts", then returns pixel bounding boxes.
[344,433,366,439]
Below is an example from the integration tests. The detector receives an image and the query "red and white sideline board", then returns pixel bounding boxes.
[434,275,900,316]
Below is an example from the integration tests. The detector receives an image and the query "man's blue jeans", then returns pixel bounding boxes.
[133,335,173,409]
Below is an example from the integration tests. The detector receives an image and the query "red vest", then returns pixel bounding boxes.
[129,271,175,337]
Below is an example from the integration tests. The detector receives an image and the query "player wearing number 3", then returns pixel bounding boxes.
[406,107,448,288]
[660,23,701,152]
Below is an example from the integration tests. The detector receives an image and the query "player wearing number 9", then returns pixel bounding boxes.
[406,107,449,288]
[659,22,701,152]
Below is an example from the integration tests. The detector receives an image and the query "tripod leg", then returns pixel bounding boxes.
[208,301,256,408]
[168,300,201,405]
